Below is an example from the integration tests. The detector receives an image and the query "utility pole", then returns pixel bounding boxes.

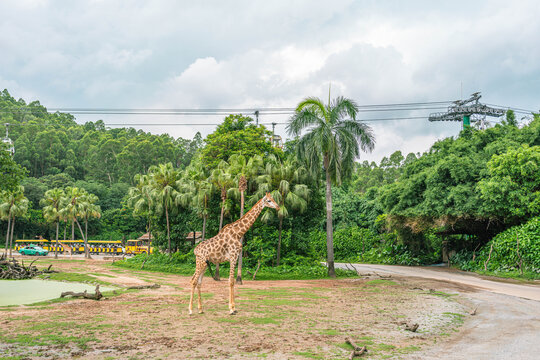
[254,110,259,126]
[271,122,276,146]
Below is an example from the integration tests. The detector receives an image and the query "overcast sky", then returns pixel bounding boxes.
[1,0,539,162]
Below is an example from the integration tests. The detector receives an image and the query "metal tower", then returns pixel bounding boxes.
[428,92,505,128]
[2,123,15,156]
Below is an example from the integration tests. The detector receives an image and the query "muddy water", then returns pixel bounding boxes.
[0,280,114,306]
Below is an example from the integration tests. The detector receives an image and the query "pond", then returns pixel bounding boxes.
[0,279,114,306]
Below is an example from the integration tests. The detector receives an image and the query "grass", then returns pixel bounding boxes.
[365,279,398,286]
[292,351,324,359]
[469,269,540,281]
[38,271,113,286]
[112,255,358,280]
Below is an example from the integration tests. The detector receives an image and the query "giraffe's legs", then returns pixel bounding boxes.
[197,270,205,314]
[189,262,207,315]
[229,258,238,315]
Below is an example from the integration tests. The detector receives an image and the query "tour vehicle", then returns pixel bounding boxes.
[14,239,124,254]
[125,239,153,255]
[19,245,48,256]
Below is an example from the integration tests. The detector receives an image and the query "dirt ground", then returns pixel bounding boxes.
[1,258,471,359]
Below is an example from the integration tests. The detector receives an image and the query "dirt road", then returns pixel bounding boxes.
[336,263,540,360]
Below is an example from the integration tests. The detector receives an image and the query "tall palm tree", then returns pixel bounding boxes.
[0,187,29,257]
[228,154,263,284]
[82,193,101,243]
[255,155,310,266]
[149,163,180,255]
[41,188,65,259]
[287,96,375,277]
[178,161,213,242]
[210,160,235,231]
[63,187,91,258]
[128,174,154,244]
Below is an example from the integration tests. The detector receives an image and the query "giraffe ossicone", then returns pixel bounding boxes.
[188,192,280,315]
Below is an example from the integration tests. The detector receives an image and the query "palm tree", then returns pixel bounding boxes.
[41,188,65,259]
[128,174,154,244]
[63,187,91,258]
[228,154,263,284]
[178,161,213,242]
[0,187,29,257]
[82,193,101,243]
[287,96,375,277]
[210,160,235,231]
[149,163,180,255]
[255,155,310,266]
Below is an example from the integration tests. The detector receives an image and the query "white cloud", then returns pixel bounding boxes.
[0,0,539,161]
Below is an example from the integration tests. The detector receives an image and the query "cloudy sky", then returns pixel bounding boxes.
[1,0,539,162]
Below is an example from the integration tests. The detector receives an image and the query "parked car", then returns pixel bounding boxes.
[19,245,48,256]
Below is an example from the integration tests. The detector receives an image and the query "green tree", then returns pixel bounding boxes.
[210,160,235,231]
[201,114,281,168]
[478,144,540,221]
[255,155,310,266]
[0,186,29,257]
[149,163,180,254]
[127,174,154,243]
[41,188,65,259]
[287,96,375,276]
[0,143,26,193]
[62,187,92,258]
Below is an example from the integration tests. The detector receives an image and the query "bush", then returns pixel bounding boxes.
[113,251,357,280]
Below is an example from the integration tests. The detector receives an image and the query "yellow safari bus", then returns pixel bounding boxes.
[125,239,153,255]
[70,240,124,254]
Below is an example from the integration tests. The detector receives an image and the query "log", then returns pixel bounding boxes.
[126,283,160,290]
[345,337,367,359]
[405,323,419,332]
[61,285,103,300]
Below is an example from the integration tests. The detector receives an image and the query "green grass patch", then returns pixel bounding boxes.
[365,279,397,286]
[292,351,323,359]
[113,254,357,280]
[318,329,340,336]
[38,272,113,286]
[247,317,280,325]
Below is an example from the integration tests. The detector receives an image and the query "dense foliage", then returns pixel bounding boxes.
[1,89,539,280]
[451,216,540,279]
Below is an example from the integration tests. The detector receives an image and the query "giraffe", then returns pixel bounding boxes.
[188,192,279,315]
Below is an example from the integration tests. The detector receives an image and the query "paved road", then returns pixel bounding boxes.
[335,263,540,360]
[336,263,540,301]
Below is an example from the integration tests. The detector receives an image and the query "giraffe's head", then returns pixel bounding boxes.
[262,192,280,211]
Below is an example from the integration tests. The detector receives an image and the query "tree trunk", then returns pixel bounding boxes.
[71,220,75,241]
[214,200,226,281]
[165,206,171,255]
[202,215,207,241]
[4,216,11,257]
[9,217,15,258]
[325,162,336,278]
[277,216,283,267]
[55,221,59,259]
[75,219,91,259]
[85,216,88,245]
[236,190,245,284]
[219,200,225,231]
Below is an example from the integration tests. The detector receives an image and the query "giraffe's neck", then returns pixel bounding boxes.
[231,198,265,236]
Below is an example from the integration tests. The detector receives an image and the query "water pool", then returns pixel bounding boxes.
[0,279,114,306]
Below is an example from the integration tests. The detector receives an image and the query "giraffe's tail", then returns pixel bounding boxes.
[206,260,215,278]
